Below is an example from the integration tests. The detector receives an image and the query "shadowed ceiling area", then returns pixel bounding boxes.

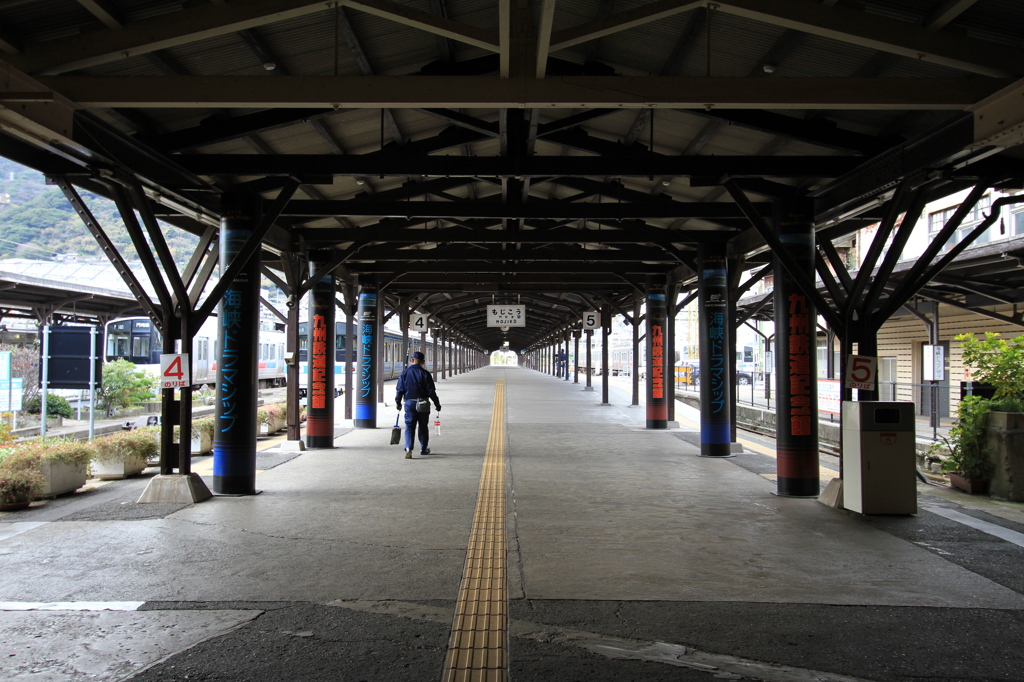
[2,0,1023,350]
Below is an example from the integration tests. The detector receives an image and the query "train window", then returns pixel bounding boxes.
[132,335,150,358]
[336,335,345,350]
[270,344,275,360]
[107,329,130,357]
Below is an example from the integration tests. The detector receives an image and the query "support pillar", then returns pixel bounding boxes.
[213,192,261,494]
[601,304,610,405]
[563,330,570,381]
[305,253,336,448]
[697,243,730,454]
[285,264,301,441]
[773,198,819,496]
[645,276,668,428]
[631,294,640,406]
[344,285,355,420]
[584,330,593,391]
[573,331,580,384]
[354,275,378,428]
[666,284,677,423]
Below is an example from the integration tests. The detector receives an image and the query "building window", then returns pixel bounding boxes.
[928,195,993,252]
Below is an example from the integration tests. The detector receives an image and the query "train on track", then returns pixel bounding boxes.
[104,317,440,390]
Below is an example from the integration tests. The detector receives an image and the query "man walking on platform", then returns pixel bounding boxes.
[395,351,442,459]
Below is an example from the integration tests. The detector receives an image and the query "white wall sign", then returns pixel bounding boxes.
[0,378,23,411]
[410,313,429,333]
[845,355,877,391]
[486,306,525,327]
[0,351,10,381]
[581,310,599,330]
[923,344,945,381]
[160,354,190,389]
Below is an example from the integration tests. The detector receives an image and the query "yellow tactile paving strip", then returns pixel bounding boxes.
[442,380,508,682]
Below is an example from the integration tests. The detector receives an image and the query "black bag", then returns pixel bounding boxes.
[415,398,430,413]
[390,412,402,445]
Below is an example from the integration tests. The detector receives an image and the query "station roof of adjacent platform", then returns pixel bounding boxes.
[2,1,1024,350]
[0,269,153,323]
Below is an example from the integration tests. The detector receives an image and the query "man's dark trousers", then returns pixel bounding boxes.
[403,400,430,451]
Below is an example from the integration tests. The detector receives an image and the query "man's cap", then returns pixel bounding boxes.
[412,351,425,360]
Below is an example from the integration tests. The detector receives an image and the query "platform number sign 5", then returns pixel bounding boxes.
[410,313,429,333]
[845,355,876,391]
[160,354,190,389]
[582,311,599,330]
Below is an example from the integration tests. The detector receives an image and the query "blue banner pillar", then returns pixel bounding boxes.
[305,253,336,448]
[645,276,668,428]
[774,198,820,496]
[698,242,732,456]
[213,191,261,495]
[354,275,378,428]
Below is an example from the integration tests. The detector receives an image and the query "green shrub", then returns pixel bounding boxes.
[932,333,1024,480]
[934,395,996,480]
[25,394,74,419]
[0,450,44,504]
[257,403,286,427]
[98,359,158,416]
[172,416,214,445]
[39,439,94,469]
[958,332,1024,406]
[91,429,158,464]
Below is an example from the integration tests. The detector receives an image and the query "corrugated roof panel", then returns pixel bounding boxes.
[341,7,448,76]
[956,0,1024,46]
[1,0,94,45]
[582,10,697,76]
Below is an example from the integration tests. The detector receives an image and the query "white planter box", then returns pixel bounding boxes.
[91,455,148,480]
[258,416,286,436]
[39,461,87,497]
[190,430,213,454]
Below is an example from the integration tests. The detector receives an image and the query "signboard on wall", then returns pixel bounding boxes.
[818,379,841,415]
[845,355,877,391]
[486,306,525,327]
[160,354,190,389]
[410,313,429,333]
[923,345,945,381]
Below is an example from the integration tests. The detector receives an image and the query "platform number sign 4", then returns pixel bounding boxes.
[160,354,190,389]
[582,311,599,330]
[845,355,876,391]
[410,313,429,333]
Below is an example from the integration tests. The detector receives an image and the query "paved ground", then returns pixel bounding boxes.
[2,366,1023,681]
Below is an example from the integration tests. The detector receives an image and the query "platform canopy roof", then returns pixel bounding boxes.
[2,0,1024,351]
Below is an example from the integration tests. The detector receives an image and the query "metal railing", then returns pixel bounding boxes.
[674,371,954,440]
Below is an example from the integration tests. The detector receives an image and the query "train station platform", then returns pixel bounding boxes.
[2,365,1024,681]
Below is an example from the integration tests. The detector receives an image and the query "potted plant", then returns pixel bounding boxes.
[932,332,1024,498]
[257,403,287,436]
[91,429,157,479]
[0,450,45,510]
[174,416,215,454]
[932,396,996,494]
[37,439,92,496]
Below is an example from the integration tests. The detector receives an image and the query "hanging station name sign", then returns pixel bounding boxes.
[486,306,526,327]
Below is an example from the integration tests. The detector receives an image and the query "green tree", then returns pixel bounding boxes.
[958,332,1024,409]
[97,359,158,417]
[25,394,74,419]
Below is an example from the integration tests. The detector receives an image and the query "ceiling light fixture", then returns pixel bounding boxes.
[762,64,776,74]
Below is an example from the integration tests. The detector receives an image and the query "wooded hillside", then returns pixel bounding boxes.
[0,158,198,261]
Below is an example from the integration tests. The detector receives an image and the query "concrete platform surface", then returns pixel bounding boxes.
[2,366,1023,681]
